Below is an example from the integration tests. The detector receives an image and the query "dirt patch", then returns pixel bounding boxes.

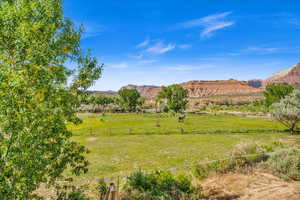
[201,171,300,200]
[86,137,99,142]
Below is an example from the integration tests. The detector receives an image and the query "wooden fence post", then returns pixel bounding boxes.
[180,127,184,134]
[105,182,118,200]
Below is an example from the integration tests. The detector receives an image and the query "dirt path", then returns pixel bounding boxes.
[201,171,300,200]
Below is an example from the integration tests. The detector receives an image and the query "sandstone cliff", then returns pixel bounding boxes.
[180,79,261,98]
[121,84,160,97]
[263,62,300,87]
[123,79,261,100]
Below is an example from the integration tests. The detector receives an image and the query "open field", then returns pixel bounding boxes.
[67,113,300,178]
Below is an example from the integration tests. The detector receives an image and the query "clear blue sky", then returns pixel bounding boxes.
[64,0,300,91]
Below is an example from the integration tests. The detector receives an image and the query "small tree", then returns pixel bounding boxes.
[94,95,115,112]
[157,84,188,113]
[271,90,300,133]
[264,83,294,107]
[117,88,143,112]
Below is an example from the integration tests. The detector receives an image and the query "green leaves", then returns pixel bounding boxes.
[264,83,294,107]
[0,0,102,199]
[157,84,188,113]
[117,88,143,112]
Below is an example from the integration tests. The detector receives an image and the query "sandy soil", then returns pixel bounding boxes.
[201,171,300,200]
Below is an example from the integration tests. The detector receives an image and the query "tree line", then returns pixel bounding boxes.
[84,84,189,114]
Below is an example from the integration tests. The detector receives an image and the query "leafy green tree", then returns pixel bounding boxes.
[92,95,115,112]
[271,90,300,133]
[264,83,294,107]
[117,88,143,112]
[0,0,102,199]
[157,84,188,113]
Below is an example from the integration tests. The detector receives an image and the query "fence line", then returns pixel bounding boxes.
[73,126,281,136]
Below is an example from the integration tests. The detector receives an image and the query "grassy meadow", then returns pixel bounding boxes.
[66,113,299,179]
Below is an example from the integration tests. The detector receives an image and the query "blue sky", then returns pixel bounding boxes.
[64,0,300,91]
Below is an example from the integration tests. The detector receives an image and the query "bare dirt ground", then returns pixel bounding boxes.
[201,171,300,200]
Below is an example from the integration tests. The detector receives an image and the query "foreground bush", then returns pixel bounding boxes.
[271,90,300,133]
[123,171,197,200]
[264,148,300,180]
[193,142,283,179]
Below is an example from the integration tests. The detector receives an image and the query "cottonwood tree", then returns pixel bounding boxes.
[271,90,300,133]
[157,84,188,114]
[0,0,102,199]
[117,88,143,112]
[92,95,115,112]
[264,83,294,107]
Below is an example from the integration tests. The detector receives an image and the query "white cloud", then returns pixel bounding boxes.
[246,47,279,53]
[201,21,234,37]
[227,47,280,56]
[165,64,213,71]
[175,12,234,38]
[109,62,128,69]
[137,59,158,65]
[145,41,176,54]
[178,44,191,50]
[136,39,150,48]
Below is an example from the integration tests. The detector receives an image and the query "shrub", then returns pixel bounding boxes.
[264,148,300,180]
[54,185,89,200]
[264,83,294,107]
[123,171,196,200]
[271,90,300,133]
[192,142,284,179]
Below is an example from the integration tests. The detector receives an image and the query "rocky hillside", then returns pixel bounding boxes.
[122,79,261,100]
[121,84,160,97]
[181,79,261,98]
[263,62,300,87]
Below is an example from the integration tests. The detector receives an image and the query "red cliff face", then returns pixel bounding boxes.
[180,79,261,98]
[263,63,300,87]
[124,79,261,100]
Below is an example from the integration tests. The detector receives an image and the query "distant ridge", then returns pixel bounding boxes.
[263,62,300,87]
[120,79,261,99]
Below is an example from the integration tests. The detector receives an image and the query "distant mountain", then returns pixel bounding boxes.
[121,79,261,99]
[180,79,261,98]
[247,79,263,88]
[121,84,160,96]
[263,62,300,87]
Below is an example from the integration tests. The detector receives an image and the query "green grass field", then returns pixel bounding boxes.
[68,113,298,178]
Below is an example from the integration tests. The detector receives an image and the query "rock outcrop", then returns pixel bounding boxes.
[121,84,160,97]
[263,62,300,87]
[123,79,261,99]
[247,79,263,88]
[180,79,261,98]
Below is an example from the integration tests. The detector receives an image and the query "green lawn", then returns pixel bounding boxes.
[68,113,296,178]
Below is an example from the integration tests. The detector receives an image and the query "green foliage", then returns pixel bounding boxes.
[124,171,196,200]
[96,179,108,200]
[200,101,267,113]
[271,90,300,133]
[89,95,115,112]
[157,85,188,113]
[264,83,294,107]
[54,185,89,200]
[0,0,101,199]
[117,88,143,112]
[265,148,300,180]
[192,142,284,179]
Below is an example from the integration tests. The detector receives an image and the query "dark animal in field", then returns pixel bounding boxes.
[178,114,186,122]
